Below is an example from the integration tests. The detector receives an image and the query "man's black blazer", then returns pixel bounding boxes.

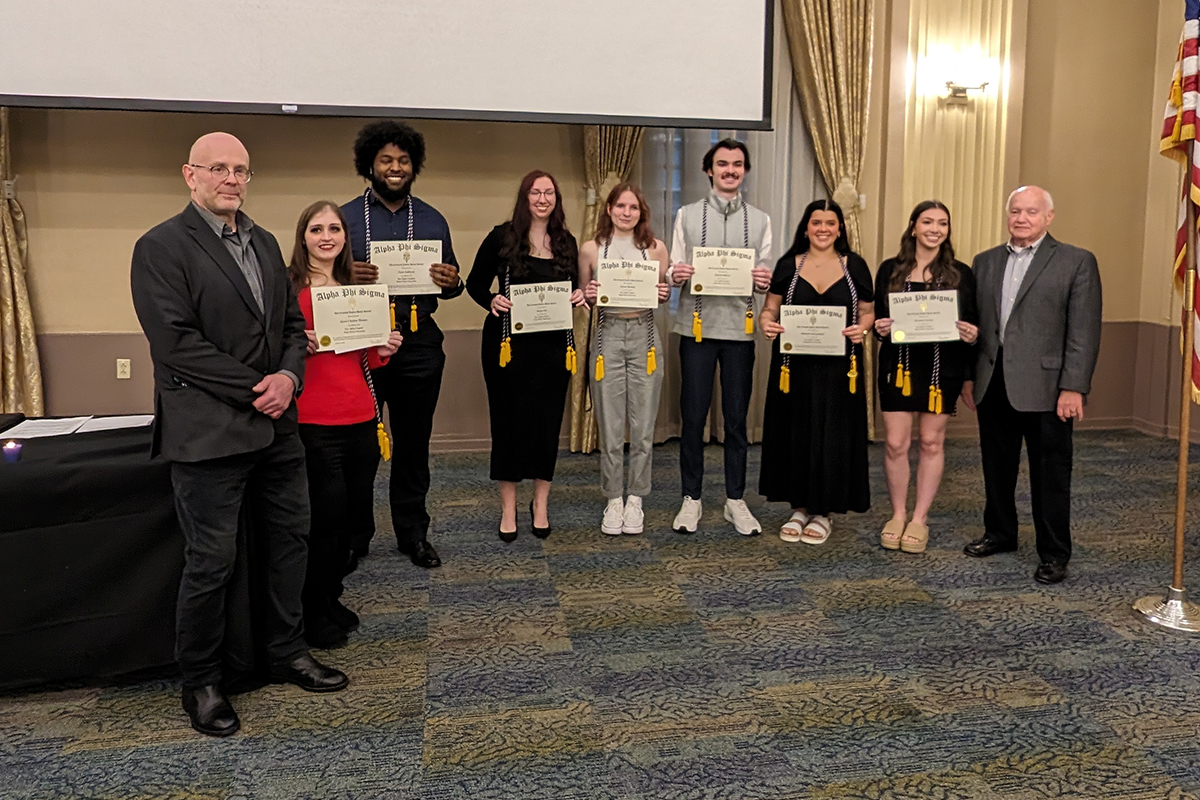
[131,203,307,463]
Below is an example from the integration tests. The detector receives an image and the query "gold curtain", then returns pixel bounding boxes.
[568,125,644,452]
[0,108,43,416]
[780,0,877,434]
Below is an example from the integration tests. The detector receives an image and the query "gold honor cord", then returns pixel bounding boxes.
[360,351,391,461]
[363,187,418,334]
[694,200,751,342]
[594,239,654,380]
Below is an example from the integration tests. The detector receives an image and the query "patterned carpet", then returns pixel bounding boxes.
[6,430,1200,799]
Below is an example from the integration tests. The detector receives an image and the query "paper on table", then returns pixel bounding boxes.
[4,416,93,438]
[76,415,155,433]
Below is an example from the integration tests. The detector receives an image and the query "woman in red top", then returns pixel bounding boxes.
[288,201,402,649]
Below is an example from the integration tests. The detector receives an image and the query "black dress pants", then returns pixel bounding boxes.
[678,336,755,500]
[369,324,446,553]
[170,432,310,689]
[976,355,1073,565]
[299,421,379,622]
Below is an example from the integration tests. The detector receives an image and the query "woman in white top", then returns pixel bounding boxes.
[580,183,670,534]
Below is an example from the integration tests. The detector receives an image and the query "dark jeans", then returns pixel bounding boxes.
[170,432,310,689]
[370,333,446,553]
[977,355,1074,565]
[678,335,756,500]
[299,421,379,621]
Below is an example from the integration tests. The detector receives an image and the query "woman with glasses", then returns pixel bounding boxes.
[467,171,586,541]
[579,183,670,535]
[287,201,402,648]
[758,200,874,545]
[872,201,978,554]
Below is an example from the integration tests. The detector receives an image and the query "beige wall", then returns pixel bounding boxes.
[11,109,586,335]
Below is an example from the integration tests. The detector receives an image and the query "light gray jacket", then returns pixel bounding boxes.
[972,233,1102,412]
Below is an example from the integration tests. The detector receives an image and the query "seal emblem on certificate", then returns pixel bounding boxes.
[779,305,847,356]
[509,281,574,334]
[595,259,658,309]
[690,247,755,296]
[311,285,392,353]
[370,240,442,296]
[889,290,959,343]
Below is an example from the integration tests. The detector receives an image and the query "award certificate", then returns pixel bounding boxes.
[596,259,659,309]
[889,290,959,344]
[690,247,755,296]
[509,281,574,334]
[779,305,847,357]
[370,240,442,296]
[312,285,392,354]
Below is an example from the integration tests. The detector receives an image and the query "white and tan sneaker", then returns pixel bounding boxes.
[673,497,702,534]
[622,496,644,534]
[601,497,624,536]
[724,498,762,536]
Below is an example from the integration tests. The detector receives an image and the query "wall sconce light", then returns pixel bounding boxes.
[945,80,989,105]
[915,45,1001,104]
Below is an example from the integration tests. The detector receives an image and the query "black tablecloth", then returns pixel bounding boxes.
[0,426,183,689]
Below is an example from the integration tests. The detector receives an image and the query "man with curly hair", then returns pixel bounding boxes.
[341,121,463,570]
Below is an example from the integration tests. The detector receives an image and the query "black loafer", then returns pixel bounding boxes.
[270,653,349,693]
[182,684,240,737]
[530,501,551,540]
[408,540,442,569]
[1034,562,1068,584]
[963,537,1018,558]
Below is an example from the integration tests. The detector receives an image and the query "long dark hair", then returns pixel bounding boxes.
[594,182,655,250]
[889,200,959,291]
[502,170,575,280]
[288,201,353,288]
[781,199,852,260]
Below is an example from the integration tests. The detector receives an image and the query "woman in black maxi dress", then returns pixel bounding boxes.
[467,170,584,542]
[759,200,874,545]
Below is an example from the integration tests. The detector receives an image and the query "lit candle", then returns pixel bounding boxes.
[3,440,22,463]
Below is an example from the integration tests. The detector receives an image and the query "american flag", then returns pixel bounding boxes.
[1163,0,1200,403]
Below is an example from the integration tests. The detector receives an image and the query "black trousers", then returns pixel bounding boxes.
[977,355,1073,565]
[298,422,379,621]
[679,336,756,500]
[170,432,310,689]
[370,326,446,552]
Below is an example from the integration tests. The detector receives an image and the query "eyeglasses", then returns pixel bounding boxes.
[189,164,254,183]
[528,189,556,200]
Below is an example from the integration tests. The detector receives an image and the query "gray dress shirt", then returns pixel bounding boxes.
[999,233,1046,344]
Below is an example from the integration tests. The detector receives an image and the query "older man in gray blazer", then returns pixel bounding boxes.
[960,185,1102,584]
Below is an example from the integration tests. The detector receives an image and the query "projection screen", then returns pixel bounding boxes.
[0,0,773,128]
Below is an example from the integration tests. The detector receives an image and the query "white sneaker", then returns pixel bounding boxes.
[601,497,624,536]
[724,498,762,536]
[622,496,644,534]
[673,497,702,534]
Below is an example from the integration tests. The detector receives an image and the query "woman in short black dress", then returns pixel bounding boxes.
[759,200,874,545]
[467,170,586,542]
[873,200,979,554]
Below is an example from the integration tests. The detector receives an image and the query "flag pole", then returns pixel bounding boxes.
[1135,137,1200,632]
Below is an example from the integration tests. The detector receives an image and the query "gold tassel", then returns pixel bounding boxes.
[902,369,912,397]
[377,422,391,462]
[744,310,754,335]
[895,367,904,388]
[848,354,858,394]
[692,311,702,342]
[389,301,396,330]
[566,345,577,374]
[499,337,511,367]
[646,347,657,375]
[928,385,937,413]
[780,364,791,394]
[410,302,418,332]
[935,388,944,414]
[595,354,605,381]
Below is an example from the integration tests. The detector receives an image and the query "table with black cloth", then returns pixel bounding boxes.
[0,425,260,691]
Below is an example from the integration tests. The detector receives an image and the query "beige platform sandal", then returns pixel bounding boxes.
[880,518,905,550]
[900,521,929,554]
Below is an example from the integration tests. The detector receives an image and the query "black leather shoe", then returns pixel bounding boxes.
[530,501,551,540]
[1034,562,1068,584]
[304,615,349,650]
[409,540,442,569]
[270,653,349,693]
[498,525,518,543]
[182,685,240,737]
[328,599,359,633]
[963,537,1018,558]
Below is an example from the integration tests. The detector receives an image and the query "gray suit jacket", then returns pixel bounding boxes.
[971,234,1102,412]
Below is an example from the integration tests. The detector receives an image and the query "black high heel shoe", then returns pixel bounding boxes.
[530,500,551,540]
[498,521,518,543]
